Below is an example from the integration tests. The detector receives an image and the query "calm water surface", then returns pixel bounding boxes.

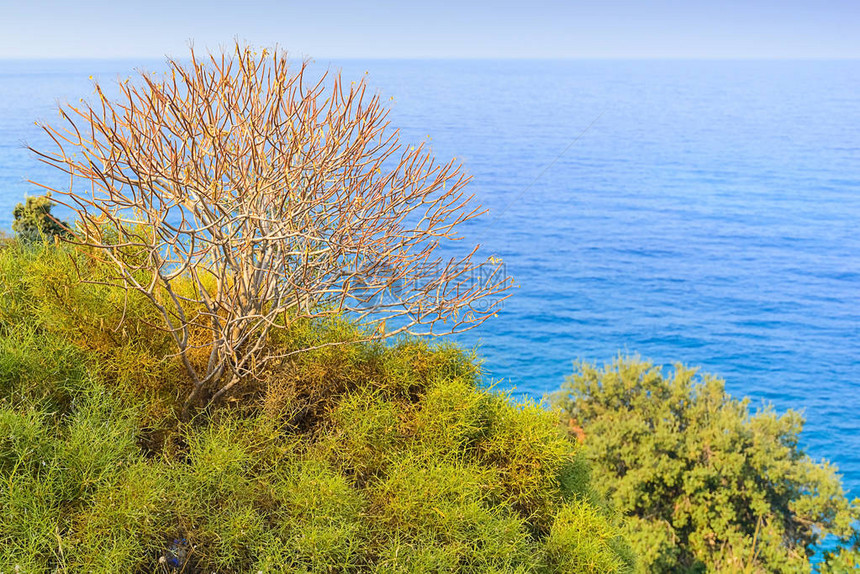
[1,59,858,494]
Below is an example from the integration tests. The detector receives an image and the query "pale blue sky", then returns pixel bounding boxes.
[0,0,857,59]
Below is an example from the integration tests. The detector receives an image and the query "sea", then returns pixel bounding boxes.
[1,58,858,496]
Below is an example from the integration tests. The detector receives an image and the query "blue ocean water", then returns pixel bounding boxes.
[1,59,858,495]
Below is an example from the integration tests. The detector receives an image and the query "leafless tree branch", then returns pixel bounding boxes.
[29,43,513,417]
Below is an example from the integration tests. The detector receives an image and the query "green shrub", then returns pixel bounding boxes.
[553,356,860,573]
[0,380,143,569]
[0,239,183,434]
[12,194,69,244]
[0,240,634,573]
[821,546,860,573]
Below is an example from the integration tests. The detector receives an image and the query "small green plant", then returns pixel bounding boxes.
[553,356,860,573]
[11,194,68,244]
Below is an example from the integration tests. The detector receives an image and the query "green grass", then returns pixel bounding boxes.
[0,240,634,573]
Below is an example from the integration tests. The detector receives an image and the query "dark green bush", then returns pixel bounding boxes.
[0,241,634,573]
[552,356,860,573]
[12,194,69,244]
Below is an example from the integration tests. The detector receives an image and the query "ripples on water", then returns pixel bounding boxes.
[1,58,857,494]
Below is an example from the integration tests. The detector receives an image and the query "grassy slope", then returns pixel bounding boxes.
[0,240,634,573]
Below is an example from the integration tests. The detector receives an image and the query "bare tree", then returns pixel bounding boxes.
[29,43,512,416]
